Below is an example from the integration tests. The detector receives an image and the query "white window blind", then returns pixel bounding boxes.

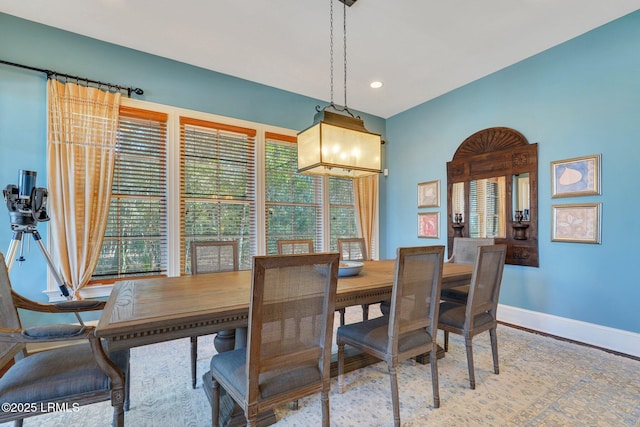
[180,117,256,272]
[92,106,168,280]
[265,132,323,254]
[469,177,505,238]
[329,177,357,251]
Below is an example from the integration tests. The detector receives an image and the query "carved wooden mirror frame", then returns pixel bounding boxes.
[447,127,539,267]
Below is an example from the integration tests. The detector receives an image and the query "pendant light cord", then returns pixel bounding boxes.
[321,0,356,118]
[343,0,348,109]
[329,0,334,105]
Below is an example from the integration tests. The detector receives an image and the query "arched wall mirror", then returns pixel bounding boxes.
[447,127,539,267]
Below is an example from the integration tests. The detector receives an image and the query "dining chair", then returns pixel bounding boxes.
[0,252,129,427]
[275,238,316,411]
[337,237,368,262]
[337,245,445,427]
[441,237,495,304]
[189,240,239,389]
[276,239,314,255]
[337,237,371,325]
[438,244,507,389]
[206,252,340,427]
[190,240,239,274]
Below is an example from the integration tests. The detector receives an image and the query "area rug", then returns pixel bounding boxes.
[3,307,639,426]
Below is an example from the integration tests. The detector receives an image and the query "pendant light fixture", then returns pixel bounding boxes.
[297,0,382,178]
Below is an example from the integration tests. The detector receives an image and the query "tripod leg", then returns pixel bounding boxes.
[31,231,71,298]
[5,231,23,272]
[31,231,85,325]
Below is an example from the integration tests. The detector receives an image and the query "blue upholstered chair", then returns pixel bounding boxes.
[440,237,495,303]
[205,253,339,427]
[337,245,444,427]
[439,244,507,389]
[276,239,314,255]
[189,240,239,389]
[337,237,371,325]
[0,252,129,427]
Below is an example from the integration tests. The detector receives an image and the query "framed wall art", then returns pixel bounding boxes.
[551,154,601,198]
[418,212,439,238]
[551,203,601,244]
[417,180,440,208]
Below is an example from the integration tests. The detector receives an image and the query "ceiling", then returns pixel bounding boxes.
[2,0,640,118]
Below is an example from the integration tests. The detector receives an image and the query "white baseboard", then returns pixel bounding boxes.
[498,304,640,358]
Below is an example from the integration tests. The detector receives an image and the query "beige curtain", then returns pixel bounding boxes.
[353,175,378,259]
[47,80,120,298]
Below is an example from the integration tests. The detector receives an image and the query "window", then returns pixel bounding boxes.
[180,117,256,272]
[469,177,505,238]
[92,107,168,280]
[264,133,323,254]
[329,177,357,251]
[85,100,365,292]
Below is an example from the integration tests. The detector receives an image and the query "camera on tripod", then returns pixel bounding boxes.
[3,170,50,231]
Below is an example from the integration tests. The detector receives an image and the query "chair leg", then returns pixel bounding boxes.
[113,402,124,427]
[490,327,499,375]
[339,308,346,326]
[444,330,449,352]
[430,344,440,409]
[361,303,369,321]
[191,336,198,389]
[321,389,330,427]
[338,342,346,393]
[464,336,476,390]
[388,364,401,427]
[124,360,131,411]
[15,419,24,427]
[211,375,220,427]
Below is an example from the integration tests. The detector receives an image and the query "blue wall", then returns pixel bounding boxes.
[1,11,638,335]
[385,11,640,334]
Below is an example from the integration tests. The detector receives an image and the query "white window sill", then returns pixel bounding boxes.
[44,283,114,302]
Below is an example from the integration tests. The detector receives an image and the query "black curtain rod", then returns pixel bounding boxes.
[0,59,144,97]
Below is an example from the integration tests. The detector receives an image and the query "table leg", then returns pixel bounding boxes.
[213,329,236,353]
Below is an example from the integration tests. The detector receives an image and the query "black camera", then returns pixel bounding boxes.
[3,170,50,231]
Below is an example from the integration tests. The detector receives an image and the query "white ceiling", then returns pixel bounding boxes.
[2,0,640,118]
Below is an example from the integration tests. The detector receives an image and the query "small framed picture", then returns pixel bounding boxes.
[418,212,439,238]
[417,180,440,208]
[551,154,601,198]
[551,203,601,244]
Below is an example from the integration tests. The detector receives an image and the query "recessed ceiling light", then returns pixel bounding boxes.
[370,81,383,89]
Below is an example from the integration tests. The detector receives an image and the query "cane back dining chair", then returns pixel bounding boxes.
[275,239,316,411]
[276,239,314,255]
[0,252,129,427]
[337,245,444,427]
[438,244,507,389]
[337,238,371,325]
[440,237,495,304]
[205,253,340,427]
[189,240,239,388]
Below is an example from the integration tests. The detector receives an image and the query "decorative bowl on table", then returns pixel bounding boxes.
[338,261,364,277]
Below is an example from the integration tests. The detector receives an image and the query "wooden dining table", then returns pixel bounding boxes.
[96,259,473,352]
[96,259,472,426]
